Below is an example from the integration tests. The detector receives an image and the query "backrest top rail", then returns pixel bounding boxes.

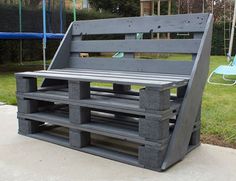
[72,13,209,35]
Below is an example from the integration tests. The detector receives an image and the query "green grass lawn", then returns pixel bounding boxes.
[0,57,236,145]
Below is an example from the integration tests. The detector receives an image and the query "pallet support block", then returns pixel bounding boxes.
[139,116,170,141]
[139,87,170,111]
[69,81,91,148]
[69,129,90,148]
[139,144,168,171]
[18,119,42,135]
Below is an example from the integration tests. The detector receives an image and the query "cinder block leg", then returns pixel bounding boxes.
[139,144,168,171]
[18,119,42,135]
[139,116,169,141]
[69,129,90,149]
[68,81,90,148]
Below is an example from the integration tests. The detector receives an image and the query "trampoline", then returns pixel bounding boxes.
[0,0,80,69]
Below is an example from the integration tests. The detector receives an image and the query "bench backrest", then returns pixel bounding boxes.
[48,13,212,76]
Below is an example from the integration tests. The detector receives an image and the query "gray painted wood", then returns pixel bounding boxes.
[16,71,188,89]
[15,13,213,171]
[17,91,180,118]
[69,58,194,75]
[70,39,201,54]
[42,23,73,87]
[18,112,166,146]
[161,14,213,170]
[72,13,209,35]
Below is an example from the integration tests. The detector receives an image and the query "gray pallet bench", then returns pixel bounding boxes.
[16,13,213,171]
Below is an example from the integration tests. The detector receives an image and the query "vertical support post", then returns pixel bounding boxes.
[167,0,171,39]
[69,81,90,148]
[139,87,171,170]
[19,0,23,65]
[73,0,77,21]
[59,0,64,33]
[152,0,155,15]
[42,0,47,70]
[227,0,236,61]
[140,1,144,16]
[157,0,161,39]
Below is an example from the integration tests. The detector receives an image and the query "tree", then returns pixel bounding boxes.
[89,0,140,17]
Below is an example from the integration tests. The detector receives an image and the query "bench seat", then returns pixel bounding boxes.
[17,68,190,89]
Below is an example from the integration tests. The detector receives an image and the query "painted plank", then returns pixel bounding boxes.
[18,112,161,146]
[72,14,209,35]
[58,68,191,79]
[70,39,200,54]
[69,58,194,75]
[38,70,188,83]
[161,14,214,170]
[16,71,185,89]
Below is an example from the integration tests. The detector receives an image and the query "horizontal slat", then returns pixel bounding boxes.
[70,39,200,54]
[72,14,208,35]
[18,112,163,146]
[17,91,180,118]
[81,146,140,167]
[28,132,141,167]
[44,69,188,82]
[16,71,188,89]
[69,58,194,75]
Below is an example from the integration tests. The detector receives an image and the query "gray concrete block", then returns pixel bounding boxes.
[140,87,170,111]
[16,77,37,93]
[69,129,90,148]
[139,144,168,171]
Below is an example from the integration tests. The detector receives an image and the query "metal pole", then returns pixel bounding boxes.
[43,0,47,70]
[202,0,205,13]
[73,0,77,21]
[228,0,236,61]
[168,0,171,39]
[60,0,63,33]
[157,0,161,39]
[19,0,23,65]
[212,0,214,14]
